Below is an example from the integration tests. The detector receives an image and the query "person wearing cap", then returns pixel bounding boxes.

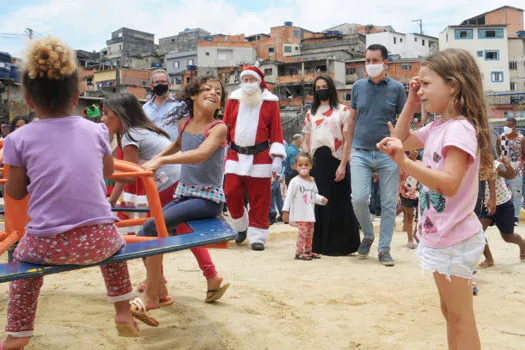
[223,65,286,251]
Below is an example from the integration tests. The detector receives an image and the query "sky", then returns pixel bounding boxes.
[0,0,523,58]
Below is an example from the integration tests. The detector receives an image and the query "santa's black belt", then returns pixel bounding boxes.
[231,142,269,155]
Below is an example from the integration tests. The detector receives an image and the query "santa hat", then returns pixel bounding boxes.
[240,66,268,90]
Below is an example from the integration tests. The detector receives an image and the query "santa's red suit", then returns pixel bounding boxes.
[224,66,286,250]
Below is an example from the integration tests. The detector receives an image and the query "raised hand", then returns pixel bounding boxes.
[407,77,422,106]
[377,122,405,165]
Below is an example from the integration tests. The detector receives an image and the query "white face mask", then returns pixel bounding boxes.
[504,126,514,135]
[241,81,260,95]
[365,63,384,78]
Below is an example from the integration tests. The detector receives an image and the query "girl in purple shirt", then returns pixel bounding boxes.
[377,49,493,349]
[1,37,139,349]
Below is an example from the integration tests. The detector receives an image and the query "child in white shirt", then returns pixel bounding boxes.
[282,152,328,260]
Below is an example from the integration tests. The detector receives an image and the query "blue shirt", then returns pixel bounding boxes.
[142,93,188,142]
[351,76,406,149]
[284,143,300,177]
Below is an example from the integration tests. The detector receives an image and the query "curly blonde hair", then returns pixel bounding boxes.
[422,49,493,176]
[22,36,78,113]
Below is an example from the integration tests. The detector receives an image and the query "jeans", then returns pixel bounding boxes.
[506,175,523,219]
[351,149,400,252]
[270,183,284,216]
[369,180,381,216]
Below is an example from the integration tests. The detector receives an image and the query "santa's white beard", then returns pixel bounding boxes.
[239,89,262,108]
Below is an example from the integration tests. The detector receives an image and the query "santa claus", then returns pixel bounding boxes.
[223,66,286,251]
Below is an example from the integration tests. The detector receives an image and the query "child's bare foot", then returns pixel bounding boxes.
[1,335,30,349]
[407,240,417,249]
[142,279,169,310]
[137,276,168,293]
[205,274,230,303]
[479,259,494,269]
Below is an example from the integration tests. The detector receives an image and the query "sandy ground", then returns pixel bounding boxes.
[0,217,524,350]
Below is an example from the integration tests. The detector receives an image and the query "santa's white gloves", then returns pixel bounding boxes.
[272,157,283,174]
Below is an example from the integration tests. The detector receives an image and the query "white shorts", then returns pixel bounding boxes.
[416,230,485,280]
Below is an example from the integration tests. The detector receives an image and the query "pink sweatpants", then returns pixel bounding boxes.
[296,221,314,255]
[5,224,133,337]
[159,189,216,280]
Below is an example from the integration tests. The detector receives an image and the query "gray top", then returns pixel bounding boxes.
[121,128,180,191]
[351,76,406,150]
[180,129,224,187]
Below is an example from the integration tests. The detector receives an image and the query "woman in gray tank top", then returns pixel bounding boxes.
[131,77,230,327]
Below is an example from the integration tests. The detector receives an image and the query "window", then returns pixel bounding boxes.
[414,37,417,42]
[264,68,273,75]
[269,47,274,57]
[509,61,518,70]
[188,59,194,65]
[393,37,397,44]
[403,82,409,93]
[400,38,403,43]
[205,52,210,56]
[491,71,504,82]
[478,28,504,39]
[118,32,123,38]
[401,64,412,70]
[454,29,473,40]
[342,92,352,101]
[284,46,292,53]
[476,51,483,57]
[346,67,356,75]
[510,82,517,91]
[289,68,299,75]
[295,47,299,51]
[484,50,499,61]
[293,30,301,37]
[173,61,179,68]
[422,39,425,46]
[504,111,515,118]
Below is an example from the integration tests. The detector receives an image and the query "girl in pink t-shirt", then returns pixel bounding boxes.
[377,49,493,350]
[1,37,139,349]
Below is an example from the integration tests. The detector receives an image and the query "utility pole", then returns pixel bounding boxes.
[25,28,33,39]
[411,19,423,35]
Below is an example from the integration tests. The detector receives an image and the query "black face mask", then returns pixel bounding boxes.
[315,89,330,101]
[153,84,169,96]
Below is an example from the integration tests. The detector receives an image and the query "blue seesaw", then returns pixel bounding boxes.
[0,218,236,283]
[0,159,236,282]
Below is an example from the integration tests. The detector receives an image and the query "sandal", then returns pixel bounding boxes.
[305,252,321,259]
[407,241,418,249]
[130,298,159,327]
[116,320,140,337]
[205,282,230,303]
[295,253,312,261]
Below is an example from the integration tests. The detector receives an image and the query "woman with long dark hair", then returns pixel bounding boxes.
[302,75,360,256]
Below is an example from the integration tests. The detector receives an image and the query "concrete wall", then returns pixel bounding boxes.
[440,26,510,92]
[197,46,256,68]
[366,32,438,58]
[166,51,198,78]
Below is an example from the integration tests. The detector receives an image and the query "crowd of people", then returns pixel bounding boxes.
[0,36,524,350]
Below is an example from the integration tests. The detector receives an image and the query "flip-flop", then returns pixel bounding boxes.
[130,298,159,327]
[116,320,140,337]
[205,282,230,303]
[159,296,174,308]
[407,241,418,249]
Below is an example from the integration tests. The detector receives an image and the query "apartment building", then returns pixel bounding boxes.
[461,6,524,38]
[440,24,510,92]
[105,28,155,67]
[366,31,438,59]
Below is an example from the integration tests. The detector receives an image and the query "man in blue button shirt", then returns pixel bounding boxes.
[142,69,188,142]
[348,44,406,266]
[284,134,303,185]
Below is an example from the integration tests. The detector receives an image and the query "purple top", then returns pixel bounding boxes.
[3,116,117,237]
